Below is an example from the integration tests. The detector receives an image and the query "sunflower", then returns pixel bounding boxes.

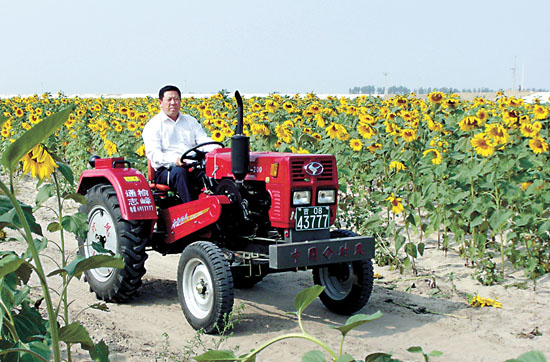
[471,132,494,157]
[211,130,225,142]
[136,144,146,157]
[104,140,117,156]
[429,137,449,151]
[305,133,319,142]
[520,121,541,138]
[325,123,340,139]
[401,128,417,143]
[385,193,404,215]
[423,148,442,165]
[275,124,292,143]
[358,113,375,124]
[485,124,509,145]
[529,136,549,154]
[427,91,445,104]
[282,102,294,112]
[459,116,483,131]
[476,108,489,122]
[384,121,401,136]
[290,146,309,154]
[520,182,532,191]
[425,115,443,132]
[265,99,279,113]
[533,105,549,120]
[389,161,406,173]
[502,109,520,127]
[250,123,270,136]
[443,98,460,109]
[349,138,363,152]
[315,114,326,128]
[127,121,138,132]
[367,143,382,152]
[15,108,24,117]
[20,144,58,180]
[357,123,376,139]
[29,114,41,124]
[308,104,321,114]
[128,110,138,120]
[335,124,350,141]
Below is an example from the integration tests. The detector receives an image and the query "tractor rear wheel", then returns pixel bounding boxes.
[177,241,234,333]
[312,229,374,315]
[78,184,149,302]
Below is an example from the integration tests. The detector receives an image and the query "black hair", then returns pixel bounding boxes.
[159,85,181,100]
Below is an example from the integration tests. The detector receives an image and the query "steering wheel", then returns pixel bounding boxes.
[180,141,225,164]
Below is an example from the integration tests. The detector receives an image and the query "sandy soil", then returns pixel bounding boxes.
[2,175,549,362]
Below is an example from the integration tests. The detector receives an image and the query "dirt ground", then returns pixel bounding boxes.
[2,175,549,362]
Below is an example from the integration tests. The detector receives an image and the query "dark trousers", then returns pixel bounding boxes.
[154,166,202,203]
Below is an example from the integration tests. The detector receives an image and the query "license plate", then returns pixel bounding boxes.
[295,206,330,231]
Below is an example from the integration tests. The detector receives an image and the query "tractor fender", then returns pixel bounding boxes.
[77,168,157,221]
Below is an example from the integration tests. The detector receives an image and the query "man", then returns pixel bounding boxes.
[142,85,216,203]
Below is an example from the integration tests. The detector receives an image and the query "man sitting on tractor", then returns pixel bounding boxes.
[142,85,217,203]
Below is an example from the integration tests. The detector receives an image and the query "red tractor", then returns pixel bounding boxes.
[76,92,375,333]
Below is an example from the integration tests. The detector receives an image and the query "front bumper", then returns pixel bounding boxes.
[268,235,374,269]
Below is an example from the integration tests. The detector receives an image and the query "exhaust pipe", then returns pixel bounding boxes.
[231,91,249,181]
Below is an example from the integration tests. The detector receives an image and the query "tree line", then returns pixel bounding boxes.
[349,85,549,95]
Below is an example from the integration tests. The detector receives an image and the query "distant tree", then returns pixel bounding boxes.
[361,85,376,94]
[388,86,410,95]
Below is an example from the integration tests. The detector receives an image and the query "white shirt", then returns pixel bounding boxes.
[142,110,214,170]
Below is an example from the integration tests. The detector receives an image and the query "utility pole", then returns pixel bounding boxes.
[383,72,388,96]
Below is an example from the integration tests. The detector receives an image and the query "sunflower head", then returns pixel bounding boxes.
[20,144,58,180]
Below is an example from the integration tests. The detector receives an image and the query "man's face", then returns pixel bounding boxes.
[160,90,181,120]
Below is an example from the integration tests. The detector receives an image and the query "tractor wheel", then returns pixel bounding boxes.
[177,241,234,334]
[78,184,149,302]
[231,266,265,289]
[312,229,374,315]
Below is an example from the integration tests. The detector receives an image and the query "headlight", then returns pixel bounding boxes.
[317,189,336,204]
[292,190,311,206]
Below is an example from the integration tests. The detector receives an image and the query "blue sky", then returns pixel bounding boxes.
[1,0,548,95]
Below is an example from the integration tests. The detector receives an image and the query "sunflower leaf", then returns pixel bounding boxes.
[0,115,8,128]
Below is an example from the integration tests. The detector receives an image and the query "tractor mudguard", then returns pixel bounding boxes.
[158,195,231,243]
[77,166,157,221]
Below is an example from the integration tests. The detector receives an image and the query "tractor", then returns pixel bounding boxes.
[76,91,375,333]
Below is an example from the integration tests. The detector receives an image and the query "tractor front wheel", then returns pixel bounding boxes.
[177,241,234,333]
[312,229,374,315]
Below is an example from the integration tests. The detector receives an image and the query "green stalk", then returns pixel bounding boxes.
[0,178,61,362]
[0,299,19,342]
[52,173,73,361]
[0,348,49,362]
[494,183,505,277]
[241,332,337,362]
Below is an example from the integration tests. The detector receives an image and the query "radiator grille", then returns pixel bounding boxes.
[290,158,334,182]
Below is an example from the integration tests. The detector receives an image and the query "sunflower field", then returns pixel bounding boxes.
[1,91,549,285]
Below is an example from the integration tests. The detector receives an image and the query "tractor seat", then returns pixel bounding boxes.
[147,160,170,192]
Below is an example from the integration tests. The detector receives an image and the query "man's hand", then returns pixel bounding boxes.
[176,156,186,167]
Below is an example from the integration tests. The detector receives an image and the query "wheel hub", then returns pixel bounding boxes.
[85,205,118,282]
[195,279,208,297]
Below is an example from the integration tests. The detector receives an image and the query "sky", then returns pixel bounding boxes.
[1,0,549,95]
